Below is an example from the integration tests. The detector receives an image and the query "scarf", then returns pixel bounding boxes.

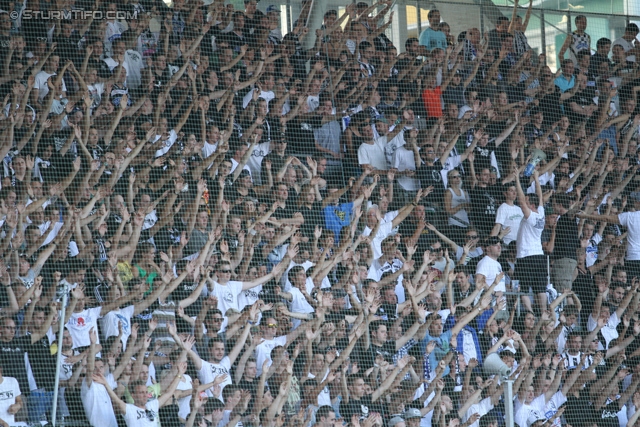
[423,350,432,382]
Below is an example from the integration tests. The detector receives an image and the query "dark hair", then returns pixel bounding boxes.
[317,406,335,420]
[222,384,240,401]
[405,37,419,49]
[324,10,337,19]
[288,266,306,284]
[204,398,225,414]
[596,37,612,49]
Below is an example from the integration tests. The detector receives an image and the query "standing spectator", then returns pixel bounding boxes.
[418,9,447,52]
[558,15,591,66]
[490,183,524,245]
[514,169,547,312]
[613,23,640,63]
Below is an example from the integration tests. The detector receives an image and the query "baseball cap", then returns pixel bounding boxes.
[403,408,421,419]
[374,116,388,124]
[388,417,405,427]
[266,5,280,13]
[527,413,546,427]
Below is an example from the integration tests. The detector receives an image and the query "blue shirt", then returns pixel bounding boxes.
[324,202,353,245]
[420,329,452,378]
[419,28,447,51]
[554,74,575,93]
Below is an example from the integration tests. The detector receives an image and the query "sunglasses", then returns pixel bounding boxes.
[430,247,443,252]
[267,323,278,328]
[466,235,479,239]
[218,269,231,273]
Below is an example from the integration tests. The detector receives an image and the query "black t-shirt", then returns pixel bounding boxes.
[417,163,445,205]
[469,185,500,236]
[285,114,323,155]
[539,89,563,127]
[565,394,594,427]
[273,203,297,220]
[596,399,620,427]
[262,152,287,185]
[340,394,374,421]
[553,213,579,260]
[524,123,545,145]
[0,336,32,396]
[399,220,431,258]
[358,340,396,371]
[300,201,323,240]
[565,90,597,125]
[472,142,498,174]
[27,334,58,391]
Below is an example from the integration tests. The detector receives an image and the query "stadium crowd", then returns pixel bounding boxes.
[1,0,640,426]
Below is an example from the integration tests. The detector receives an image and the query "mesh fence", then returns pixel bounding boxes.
[1,0,640,426]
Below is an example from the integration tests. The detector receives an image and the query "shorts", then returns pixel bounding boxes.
[551,257,578,292]
[515,255,548,294]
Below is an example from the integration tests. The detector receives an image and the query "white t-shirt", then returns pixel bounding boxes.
[66,306,102,349]
[176,374,193,420]
[516,207,545,258]
[34,70,67,102]
[362,221,395,260]
[392,145,420,191]
[198,357,232,398]
[242,89,275,110]
[100,305,135,350]
[585,233,603,268]
[81,374,118,427]
[308,371,331,406]
[464,397,493,427]
[123,399,160,427]
[255,336,287,375]
[290,287,314,316]
[290,287,315,329]
[60,352,80,381]
[237,285,262,312]
[588,312,620,350]
[210,280,243,330]
[202,140,219,160]
[613,37,636,62]
[358,139,388,171]
[619,211,640,260]
[0,376,21,425]
[153,130,178,157]
[515,395,545,427]
[476,256,506,292]
[495,203,524,245]
[246,140,271,185]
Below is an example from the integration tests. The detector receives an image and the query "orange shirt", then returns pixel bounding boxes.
[422,87,443,118]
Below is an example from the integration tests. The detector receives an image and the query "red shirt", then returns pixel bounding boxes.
[422,87,443,118]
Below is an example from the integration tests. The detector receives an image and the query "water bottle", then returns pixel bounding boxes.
[524,149,547,177]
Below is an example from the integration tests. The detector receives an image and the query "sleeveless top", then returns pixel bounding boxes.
[448,187,471,228]
[569,31,591,63]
